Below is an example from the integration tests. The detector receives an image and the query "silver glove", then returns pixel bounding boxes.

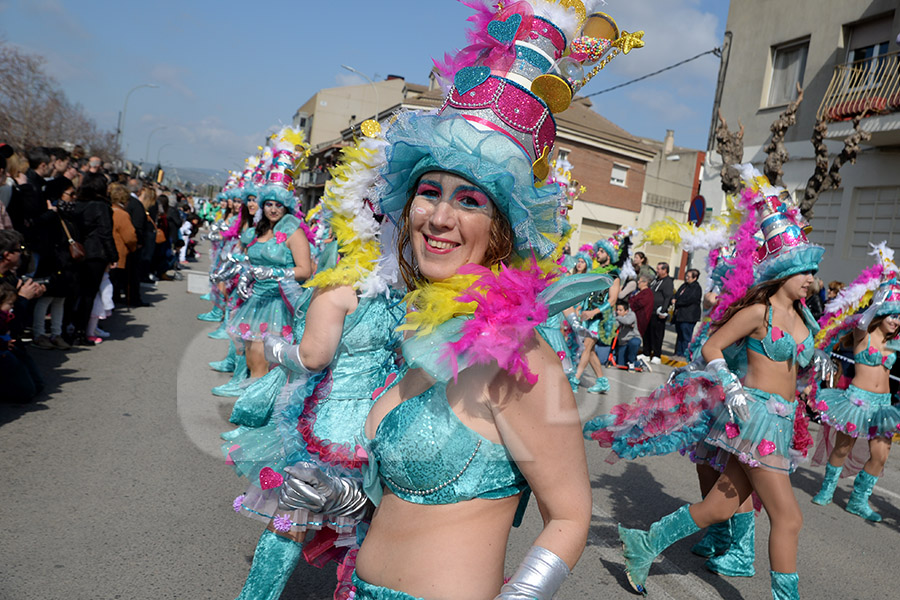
[858,285,891,331]
[263,337,311,373]
[210,253,244,283]
[250,265,290,280]
[235,268,254,301]
[707,358,751,423]
[278,462,369,520]
[668,354,707,384]
[812,349,837,381]
[494,546,570,600]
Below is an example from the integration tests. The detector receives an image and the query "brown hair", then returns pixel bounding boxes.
[839,315,900,348]
[396,191,514,290]
[712,275,803,330]
[108,183,129,207]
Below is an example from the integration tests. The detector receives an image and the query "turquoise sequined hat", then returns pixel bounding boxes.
[754,194,824,281]
[593,238,619,264]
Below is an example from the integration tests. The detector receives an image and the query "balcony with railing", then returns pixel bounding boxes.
[817,50,900,143]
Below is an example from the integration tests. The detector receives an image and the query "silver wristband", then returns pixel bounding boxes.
[494,546,570,600]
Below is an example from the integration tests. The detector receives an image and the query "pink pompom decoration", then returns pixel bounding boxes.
[815,401,828,411]
[233,494,245,513]
[259,322,268,334]
[275,231,288,244]
[282,325,292,338]
[239,323,250,335]
[757,439,776,456]
[273,514,293,532]
[725,422,740,439]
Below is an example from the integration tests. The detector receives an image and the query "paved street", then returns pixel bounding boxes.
[2,253,898,599]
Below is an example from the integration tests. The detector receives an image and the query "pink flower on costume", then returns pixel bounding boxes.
[259,322,268,334]
[233,494,245,513]
[796,343,805,354]
[815,400,828,411]
[282,325,292,338]
[758,439,776,456]
[239,323,250,335]
[275,231,288,244]
[557,351,566,361]
[725,422,741,439]
[846,423,857,433]
[771,326,784,341]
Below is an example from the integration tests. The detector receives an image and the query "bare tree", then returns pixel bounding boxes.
[763,83,804,187]
[800,116,871,219]
[0,40,120,161]
[715,109,744,195]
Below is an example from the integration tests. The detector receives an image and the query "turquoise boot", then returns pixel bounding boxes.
[770,570,799,600]
[587,376,609,394]
[210,342,237,373]
[811,463,842,506]
[845,470,882,522]
[235,529,303,600]
[208,320,230,339]
[198,306,224,322]
[690,520,731,558]
[229,368,287,427]
[618,504,700,595]
[705,511,755,577]
[568,374,580,392]
[200,292,212,301]
[212,354,249,397]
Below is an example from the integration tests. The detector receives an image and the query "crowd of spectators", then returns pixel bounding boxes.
[0,142,202,403]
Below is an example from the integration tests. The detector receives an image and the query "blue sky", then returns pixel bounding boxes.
[1,0,730,171]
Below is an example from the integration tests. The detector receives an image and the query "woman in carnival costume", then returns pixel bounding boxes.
[224,129,315,423]
[810,243,900,522]
[570,236,621,393]
[210,151,273,393]
[198,175,240,322]
[270,2,640,598]
[585,169,827,599]
[207,161,262,340]
[224,124,406,600]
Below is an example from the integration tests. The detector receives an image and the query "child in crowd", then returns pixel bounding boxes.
[615,299,644,371]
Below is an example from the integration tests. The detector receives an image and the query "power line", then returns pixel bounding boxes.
[584,48,721,98]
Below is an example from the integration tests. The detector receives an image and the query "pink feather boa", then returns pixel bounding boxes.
[222,212,243,239]
[443,257,555,384]
[709,190,761,322]
[819,263,884,326]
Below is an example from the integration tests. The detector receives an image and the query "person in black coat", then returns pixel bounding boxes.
[125,178,148,306]
[644,262,675,363]
[672,268,702,358]
[69,173,117,344]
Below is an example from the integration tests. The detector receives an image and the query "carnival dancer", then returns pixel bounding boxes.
[810,244,900,522]
[198,175,239,322]
[225,125,406,600]
[585,170,826,599]
[268,3,642,598]
[224,129,313,425]
[571,237,621,393]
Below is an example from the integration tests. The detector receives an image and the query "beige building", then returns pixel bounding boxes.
[701,0,900,283]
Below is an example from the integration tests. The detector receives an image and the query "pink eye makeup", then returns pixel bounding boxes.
[415,180,442,198]
[453,185,491,210]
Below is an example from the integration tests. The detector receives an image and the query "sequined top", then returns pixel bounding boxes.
[746,305,817,367]
[245,214,301,295]
[853,335,898,370]
[368,377,528,505]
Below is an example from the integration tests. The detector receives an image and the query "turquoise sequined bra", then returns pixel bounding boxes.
[745,305,816,367]
[853,335,898,370]
[366,377,528,506]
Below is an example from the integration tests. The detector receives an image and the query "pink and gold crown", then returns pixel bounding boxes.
[436,1,643,183]
[754,194,823,280]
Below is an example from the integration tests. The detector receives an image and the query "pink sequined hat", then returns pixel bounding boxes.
[754,194,824,281]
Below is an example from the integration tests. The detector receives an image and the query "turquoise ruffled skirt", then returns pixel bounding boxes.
[818,384,900,439]
[695,387,800,473]
[228,281,294,343]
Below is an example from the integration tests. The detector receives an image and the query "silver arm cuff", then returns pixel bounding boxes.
[494,546,570,600]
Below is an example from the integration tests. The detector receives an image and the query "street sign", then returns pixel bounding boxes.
[688,195,705,226]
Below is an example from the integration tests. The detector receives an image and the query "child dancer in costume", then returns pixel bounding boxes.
[571,238,621,393]
[586,172,826,599]
[271,3,641,598]
[225,125,406,600]
[810,244,900,522]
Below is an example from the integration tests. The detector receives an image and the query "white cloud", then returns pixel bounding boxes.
[335,72,367,87]
[150,64,195,99]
